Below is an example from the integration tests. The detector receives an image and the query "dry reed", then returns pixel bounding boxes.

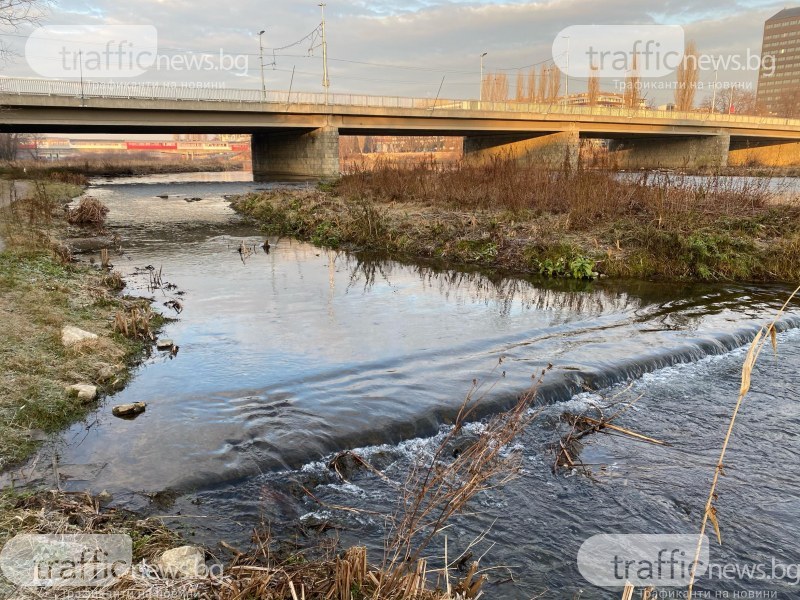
[65,196,109,227]
[686,284,800,595]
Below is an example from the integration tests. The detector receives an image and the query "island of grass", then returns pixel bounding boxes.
[232,159,800,282]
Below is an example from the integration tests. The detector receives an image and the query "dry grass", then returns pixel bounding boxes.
[65,196,109,227]
[113,306,157,341]
[337,158,781,227]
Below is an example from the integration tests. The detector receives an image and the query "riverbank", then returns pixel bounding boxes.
[1,156,246,181]
[0,179,163,471]
[232,161,800,282]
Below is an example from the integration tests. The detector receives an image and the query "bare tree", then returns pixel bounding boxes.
[550,66,561,102]
[480,71,510,102]
[675,41,699,111]
[0,0,47,61]
[515,70,525,102]
[0,133,20,160]
[700,87,760,115]
[623,55,640,108]
[493,72,509,102]
[481,73,491,102]
[526,67,536,102]
[587,66,600,106]
[537,64,548,102]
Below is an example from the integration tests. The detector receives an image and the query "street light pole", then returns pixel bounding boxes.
[319,3,330,104]
[258,30,266,101]
[480,52,487,102]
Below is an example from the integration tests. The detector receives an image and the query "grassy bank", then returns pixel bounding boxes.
[1,155,245,181]
[0,180,162,471]
[232,160,800,282]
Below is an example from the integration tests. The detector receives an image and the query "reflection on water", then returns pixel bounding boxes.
[12,172,799,599]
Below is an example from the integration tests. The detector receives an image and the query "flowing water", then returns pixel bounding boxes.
[17,172,800,598]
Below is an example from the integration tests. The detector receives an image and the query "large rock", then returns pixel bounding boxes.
[62,326,99,348]
[156,339,175,351]
[66,384,98,403]
[112,402,147,418]
[158,546,205,578]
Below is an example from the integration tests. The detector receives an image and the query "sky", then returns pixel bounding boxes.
[0,1,792,108]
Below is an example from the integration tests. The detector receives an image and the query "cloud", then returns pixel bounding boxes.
[0,0,790,105]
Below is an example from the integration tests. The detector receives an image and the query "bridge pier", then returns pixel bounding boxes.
[463,131,579,170]
[728,139,800,167]
[609,133,731,170]
[251,127,340,180]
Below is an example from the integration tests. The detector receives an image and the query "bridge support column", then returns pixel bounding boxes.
[729,139,800,167]
[610,133,730,170]
[463,131,579,170]
[251,127,340,180]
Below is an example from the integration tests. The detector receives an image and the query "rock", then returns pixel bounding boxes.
[66,384,98,403]
[158,546,205,578]
[156,339,175,351]
[184,197,202,203]
[96,364,119,382]
[62,326,99,348]
[112,402,147,418]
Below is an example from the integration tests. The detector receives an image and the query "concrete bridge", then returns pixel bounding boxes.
[2,77,800,179]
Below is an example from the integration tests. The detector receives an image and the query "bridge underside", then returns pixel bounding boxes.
[604,133,732,170]
[3,98,800,177]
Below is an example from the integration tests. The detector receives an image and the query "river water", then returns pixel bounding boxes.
[25,172,800,598]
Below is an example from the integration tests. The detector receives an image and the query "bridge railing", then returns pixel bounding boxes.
[2,76,799,129]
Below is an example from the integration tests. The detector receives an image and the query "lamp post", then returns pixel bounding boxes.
[258,30,266,101]
[480,52,487,102]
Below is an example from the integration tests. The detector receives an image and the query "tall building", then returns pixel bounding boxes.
[757,7,800,116]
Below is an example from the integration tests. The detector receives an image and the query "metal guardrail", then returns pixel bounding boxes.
[1,76,799,129]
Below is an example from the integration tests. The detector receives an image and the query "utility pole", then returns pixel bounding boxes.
[258,30,266,101]
[480,52,487,102]
[319,3,330,104]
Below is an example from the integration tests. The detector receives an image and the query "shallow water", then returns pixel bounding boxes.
[16,172,800,598]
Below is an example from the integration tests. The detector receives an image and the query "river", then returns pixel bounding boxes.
[22,172,800,598]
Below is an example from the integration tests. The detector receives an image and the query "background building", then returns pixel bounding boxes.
[757,7,800,116]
